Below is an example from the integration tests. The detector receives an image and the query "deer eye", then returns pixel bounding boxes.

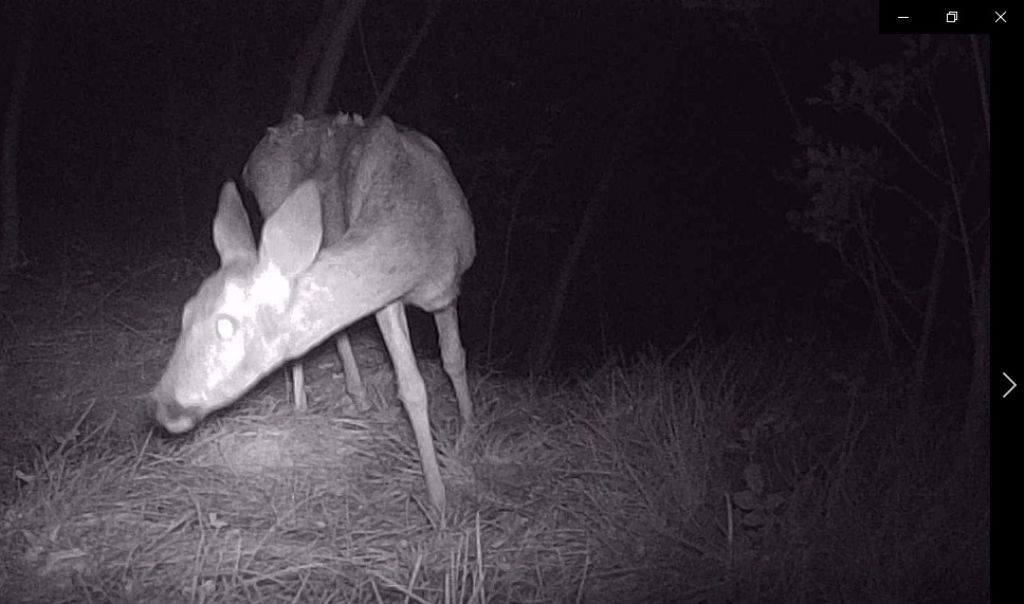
[215,316,237,340]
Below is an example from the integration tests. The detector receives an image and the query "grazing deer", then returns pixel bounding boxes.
[152,114,475,511]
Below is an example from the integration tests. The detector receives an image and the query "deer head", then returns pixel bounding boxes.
[152,180,323,433]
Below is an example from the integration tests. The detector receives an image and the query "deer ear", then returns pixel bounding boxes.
[213,181,257,266]
[260,180,323,278]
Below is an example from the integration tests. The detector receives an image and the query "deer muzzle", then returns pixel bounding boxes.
[151,382,204,434]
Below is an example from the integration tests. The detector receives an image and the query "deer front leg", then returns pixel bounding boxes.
[289,362,307,412]
[376,302,446,513]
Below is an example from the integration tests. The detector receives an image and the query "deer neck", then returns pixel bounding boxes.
[282,231,410,359]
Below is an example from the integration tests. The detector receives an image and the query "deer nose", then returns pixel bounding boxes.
[151,390,202,434]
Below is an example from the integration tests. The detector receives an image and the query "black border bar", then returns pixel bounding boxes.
[880,2,1009,33]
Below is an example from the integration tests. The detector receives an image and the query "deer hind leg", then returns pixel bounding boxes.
[289,362,307,412]
[375,301,446,512]
[434,305,473,426]
[290,332,364,414]
[334,332,368,410]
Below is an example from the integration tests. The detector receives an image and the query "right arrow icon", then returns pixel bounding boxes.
[1005,372,1017,398]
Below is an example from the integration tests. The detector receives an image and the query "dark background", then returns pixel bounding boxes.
[0,1,990,379]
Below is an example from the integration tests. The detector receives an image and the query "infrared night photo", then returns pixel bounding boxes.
[0,1,997,602]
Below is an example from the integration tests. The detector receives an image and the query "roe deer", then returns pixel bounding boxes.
[151,114,475,511]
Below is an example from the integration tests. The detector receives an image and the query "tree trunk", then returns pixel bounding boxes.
[1,0,33,275]
[527,137,623,375]
[963,241,989,463]
[305,0,368,116]
[285,0,346,118]
[961,34,989,471]
[369,1,439,120]
[911,205,951,406]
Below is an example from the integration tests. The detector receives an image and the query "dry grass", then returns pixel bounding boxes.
[0,258,989,602]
